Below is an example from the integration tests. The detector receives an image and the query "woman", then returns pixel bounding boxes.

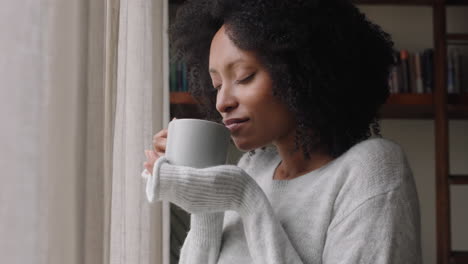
[142,0,422,263]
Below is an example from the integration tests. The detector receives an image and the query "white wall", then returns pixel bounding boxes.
[358,5,468,264]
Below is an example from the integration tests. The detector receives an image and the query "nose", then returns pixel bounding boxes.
[215,85,238,114]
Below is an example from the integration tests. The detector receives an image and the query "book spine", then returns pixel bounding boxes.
[409,52,417,93]
[462,53,468,93]
[182,62,188,92]
[395,50,403,93]
[453,48,461,94]
[447,49,455,94]
[390,65,399,93]
[170,62,177,92]
[426,49,434,93]
[177,62,182,92]
[422,51,428,93]
[400,50,410,93]
[415,52,424,94]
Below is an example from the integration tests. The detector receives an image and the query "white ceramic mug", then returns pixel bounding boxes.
[166,119,230,168]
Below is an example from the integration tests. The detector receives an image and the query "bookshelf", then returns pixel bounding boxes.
[171,92,468,119]
[355,0,433,5]
[168,1,468,264]
[353,0,468,5]
[170,92,197,105]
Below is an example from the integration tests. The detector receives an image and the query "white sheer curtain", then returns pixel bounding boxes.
[108,0,170,264]
[0,0,170,263]
[1,1,88,263]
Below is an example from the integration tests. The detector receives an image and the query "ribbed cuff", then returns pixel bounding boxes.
[142,156,169,203]
[154,159,269,218]
[157,163,239,212]
[235,178,269,218]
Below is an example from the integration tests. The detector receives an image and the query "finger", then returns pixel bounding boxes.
[145,149,157,160]
[148,150,158,160]
[153,129,168,141]
[147,152,158,163]
[146,165,153,172]
[144,162,154,173]
[143,162,150,171]
[153,137,167,152]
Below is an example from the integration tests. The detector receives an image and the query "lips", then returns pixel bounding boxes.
[223,118,250,132]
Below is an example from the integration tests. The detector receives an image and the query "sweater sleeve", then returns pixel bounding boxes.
[322,187,422,264]
[178,213,224,264]
[144,156,304,264]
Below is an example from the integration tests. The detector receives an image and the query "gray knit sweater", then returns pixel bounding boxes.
[142,138,422,264]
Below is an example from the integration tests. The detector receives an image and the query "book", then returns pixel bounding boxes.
[447,49,455,94]
[461,52,468,93]
[409,53,417,93]
[170,62,177,92]
[389,65,399,93]
[422,49,434,93]
[452,48,461,94]
[389,51,400,93]
[177,62,182,92]
[414,52,424,94]
[182,62,188,92]
[400,50,410,93]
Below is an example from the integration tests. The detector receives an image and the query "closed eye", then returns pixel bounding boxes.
[213,72,256,91]
[214,72,255,91]
[235,72,256,85]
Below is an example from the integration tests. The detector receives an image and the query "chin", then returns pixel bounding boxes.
[232,137,266,152]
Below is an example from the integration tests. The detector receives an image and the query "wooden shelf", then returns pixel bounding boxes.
[386,93,433,105]
[353,0,433,5]
[170,92,197,104]
[170,92,468,119]
[354,0,468,4]
[170,0,186,4]
[449,175,468,184]
[172,0,468,5]
[450,251,468,263]
[446,0,468,5]
[171,0,468,5]
[447,34,468,41]
[381,94,468,119]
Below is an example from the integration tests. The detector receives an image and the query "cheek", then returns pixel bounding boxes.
[260,102,295,135]
[242,73,274,104]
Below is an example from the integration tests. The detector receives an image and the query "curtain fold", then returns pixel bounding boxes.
[109,0,170,264]
[0,0,169,263]
[1,1,88,264]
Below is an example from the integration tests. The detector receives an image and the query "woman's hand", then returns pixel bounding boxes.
[143,128,168,173]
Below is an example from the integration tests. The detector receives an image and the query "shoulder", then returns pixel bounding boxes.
[335,137,414,202]
[344,137,410,180]
[237,145,279,176]
[346,137,406,164]
[329,138,419,226]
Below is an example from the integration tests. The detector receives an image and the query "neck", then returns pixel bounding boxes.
[273,135,334,180]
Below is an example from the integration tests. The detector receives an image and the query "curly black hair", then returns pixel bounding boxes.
[169,0,395,158]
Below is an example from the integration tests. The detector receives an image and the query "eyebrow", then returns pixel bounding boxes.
[209,58,246,74]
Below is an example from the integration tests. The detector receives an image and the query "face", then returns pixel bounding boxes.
[209,25,296,151]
